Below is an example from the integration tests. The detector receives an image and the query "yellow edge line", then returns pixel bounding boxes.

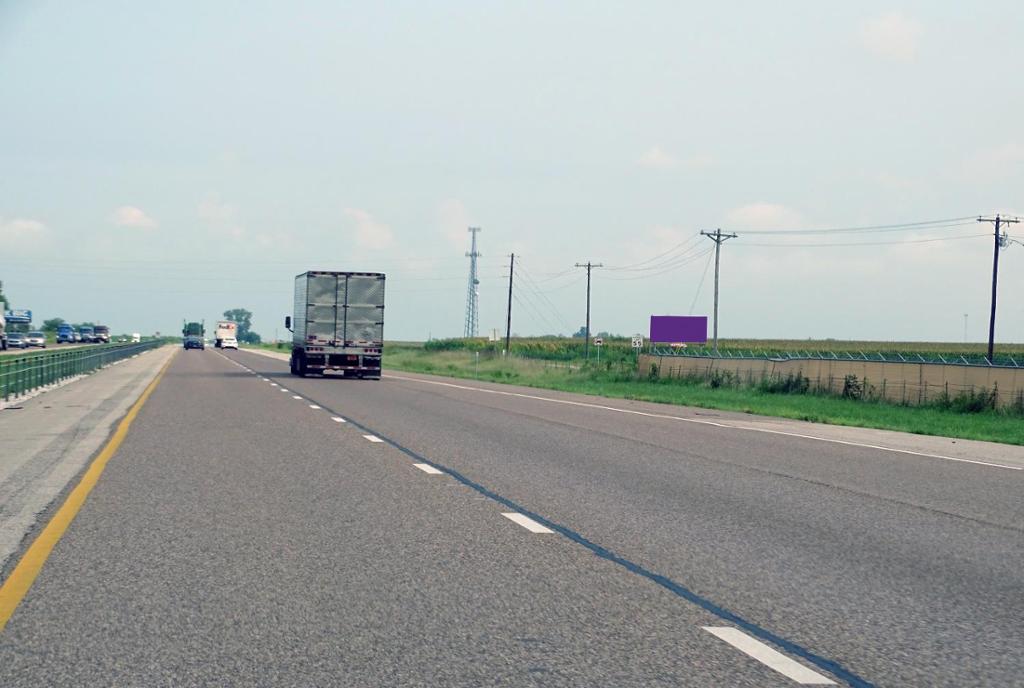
[0,348,177,632]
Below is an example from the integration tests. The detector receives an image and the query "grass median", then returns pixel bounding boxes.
[383,346,1024,446]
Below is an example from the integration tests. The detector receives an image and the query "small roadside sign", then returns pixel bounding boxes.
[631,336,643,349]
[593,337,603,346]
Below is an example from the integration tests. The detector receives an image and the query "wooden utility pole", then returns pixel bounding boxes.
[700,229,738,356]
[978,215,1019,363]
[574,261,603,359]
[505,253,514,356]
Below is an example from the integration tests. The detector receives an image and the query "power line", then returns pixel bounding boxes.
[733,216,978,235]
[514,263,575,332]
[689,249,715,315]
[604,233,704,271]
[603,246,714,281]
[737,231,990,248]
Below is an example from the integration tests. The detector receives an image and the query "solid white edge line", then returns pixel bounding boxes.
[702,627,836,685]
[413,463,444,475]
[331,417,346,423]
[501,512,554,533]
[384,375,1021,471]
[363,435,383,443]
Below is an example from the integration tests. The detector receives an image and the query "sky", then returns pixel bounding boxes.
[2,1,1023,343]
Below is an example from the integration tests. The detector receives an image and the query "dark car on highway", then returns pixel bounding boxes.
[183,335,205,350]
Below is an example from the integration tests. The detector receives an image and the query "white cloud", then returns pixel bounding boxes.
[958,142,1024,182]
[438,198,473,250]
[199,195,244,238]
[0,217,51,253]
[724,202,802,230]
[111,205,157,229]
[637,147,716,171]
[637,146,678,169]
[344,208,394,250]
[860,12,922,61]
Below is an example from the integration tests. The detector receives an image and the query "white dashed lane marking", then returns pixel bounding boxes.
[413,463,444,475]
[363,435,384,443]
[292,395,302,400]
[702,627,836,685]
[309,404,321,410]
[331,417,347,423]
[501,513,554,533]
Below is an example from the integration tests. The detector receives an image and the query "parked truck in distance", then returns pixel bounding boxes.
[285,271,385,378]
[214,320,237,348]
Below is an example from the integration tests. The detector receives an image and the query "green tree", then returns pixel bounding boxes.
[42,318,66,333]
[223,308,261,345]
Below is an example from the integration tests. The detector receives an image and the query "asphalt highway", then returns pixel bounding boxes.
[0,347,1021,686]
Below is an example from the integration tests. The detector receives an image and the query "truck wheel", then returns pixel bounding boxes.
[289,355,297,375]
[297,354,308,377]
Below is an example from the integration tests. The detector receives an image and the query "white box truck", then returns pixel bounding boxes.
[214,321,237,348]
[285,271,385,378]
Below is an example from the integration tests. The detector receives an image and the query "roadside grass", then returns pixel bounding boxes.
[383,347,1024,446]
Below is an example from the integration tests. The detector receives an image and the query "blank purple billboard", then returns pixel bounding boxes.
[649,316,708,343]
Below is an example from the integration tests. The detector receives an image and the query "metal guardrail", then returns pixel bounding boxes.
[648,347,1023,369]
[0,341,165,402]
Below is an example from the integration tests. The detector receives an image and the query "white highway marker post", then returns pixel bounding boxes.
[703,627,835,685]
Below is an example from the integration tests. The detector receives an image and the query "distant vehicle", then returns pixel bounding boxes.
[131,333,141,343]
[214,320,237,348]
[56,323,75,343]
[221,336,238,350]
[79,326,95,343]
[24,331,47,348]
[72,331,82,342]
[285,271,385,378]
[0,308,6,351]
[183,335,205,350]
[93,325,110,343]
[7,332,26,349]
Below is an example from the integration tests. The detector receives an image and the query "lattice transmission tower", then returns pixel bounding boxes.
[463,227,482,338]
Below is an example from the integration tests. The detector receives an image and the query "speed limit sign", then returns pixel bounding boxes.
[631,336,644,349]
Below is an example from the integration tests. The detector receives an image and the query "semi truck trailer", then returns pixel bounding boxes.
[285,271,385,378]
[214,320,237,348]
